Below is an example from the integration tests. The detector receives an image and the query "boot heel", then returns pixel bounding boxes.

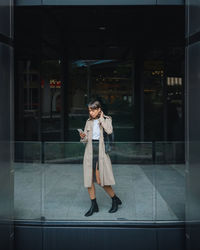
[117,198,122,205]
[94,207,99,212]
[118,200,122,205]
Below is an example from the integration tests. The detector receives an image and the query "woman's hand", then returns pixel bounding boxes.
[100,110,104,118]
[80,132,86,139]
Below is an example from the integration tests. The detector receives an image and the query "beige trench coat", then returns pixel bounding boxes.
[80,115,116,188]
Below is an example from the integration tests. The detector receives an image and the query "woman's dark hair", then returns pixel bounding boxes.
[88,100,101,110]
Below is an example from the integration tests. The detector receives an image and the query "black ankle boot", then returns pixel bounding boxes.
[108,195,122,213]
[84,198,99,217]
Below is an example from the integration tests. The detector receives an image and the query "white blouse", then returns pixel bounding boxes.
[92,119,100,140]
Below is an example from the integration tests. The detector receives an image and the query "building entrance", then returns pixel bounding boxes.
[15,6,185,145]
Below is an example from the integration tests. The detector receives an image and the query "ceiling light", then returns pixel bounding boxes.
[99,27,106,30]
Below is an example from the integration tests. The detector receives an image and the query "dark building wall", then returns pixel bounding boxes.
[14,223,185,250]
[186,0,200,250]
[0,1,14,250]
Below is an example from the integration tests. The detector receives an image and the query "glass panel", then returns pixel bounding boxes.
[68,62,88,141]
[110,142,152,164]
[155,141,185,164]
[14,6,185,224]
[45,142,84,164]
[144,59,164,141]
[15,59,41,141]
[41,60,62,141]
[188,0,200,36]
[43,142,155,221]
[13,142,186,222]
[68,60,135,142]
[91,61,134,141]
[14,142,42,220]
[14,8,42,142]
[155,142,185,221]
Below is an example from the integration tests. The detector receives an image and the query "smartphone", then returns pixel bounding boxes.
[77,128,84,134]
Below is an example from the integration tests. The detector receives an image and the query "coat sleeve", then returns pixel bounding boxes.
[99,116,113,135]
[80,121,89,143]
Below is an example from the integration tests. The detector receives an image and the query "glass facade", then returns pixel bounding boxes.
[14,6,185,223]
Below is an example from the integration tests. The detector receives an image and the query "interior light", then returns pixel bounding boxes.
[167,77,170,86]
[171,78,174,86]
[99,27,106,30]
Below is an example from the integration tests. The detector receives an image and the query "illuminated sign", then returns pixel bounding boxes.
[41,79,62,88]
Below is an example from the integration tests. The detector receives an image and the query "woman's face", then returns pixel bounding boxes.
[88,107,101,119]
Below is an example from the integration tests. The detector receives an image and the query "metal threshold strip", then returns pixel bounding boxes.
[14,219,185,228]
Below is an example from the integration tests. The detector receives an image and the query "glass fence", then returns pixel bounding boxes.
[14,141,185,222]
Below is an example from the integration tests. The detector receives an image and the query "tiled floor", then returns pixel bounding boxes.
[14,163,185,221]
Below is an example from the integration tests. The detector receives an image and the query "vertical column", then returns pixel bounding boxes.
[87,64,91,104]
[15,61,24,140]
[0,0,14,250]
[186,0,200,249]
[134,56,144,141]
[42,80,51,115]
[60,55,69,140]
[140,67,144,142]
[163,59,167,141]
[38,63,42,141]
[131,61,135,106]
[131,60,135,140]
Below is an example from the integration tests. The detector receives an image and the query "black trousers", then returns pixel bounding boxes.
[92,139,99,170]
[92,139,99,182]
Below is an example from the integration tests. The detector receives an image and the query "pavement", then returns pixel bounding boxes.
[14,163,185,222]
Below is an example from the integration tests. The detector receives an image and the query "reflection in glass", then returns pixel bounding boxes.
[69,60,135,142]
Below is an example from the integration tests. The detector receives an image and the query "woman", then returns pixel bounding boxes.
[79,100,122,217]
